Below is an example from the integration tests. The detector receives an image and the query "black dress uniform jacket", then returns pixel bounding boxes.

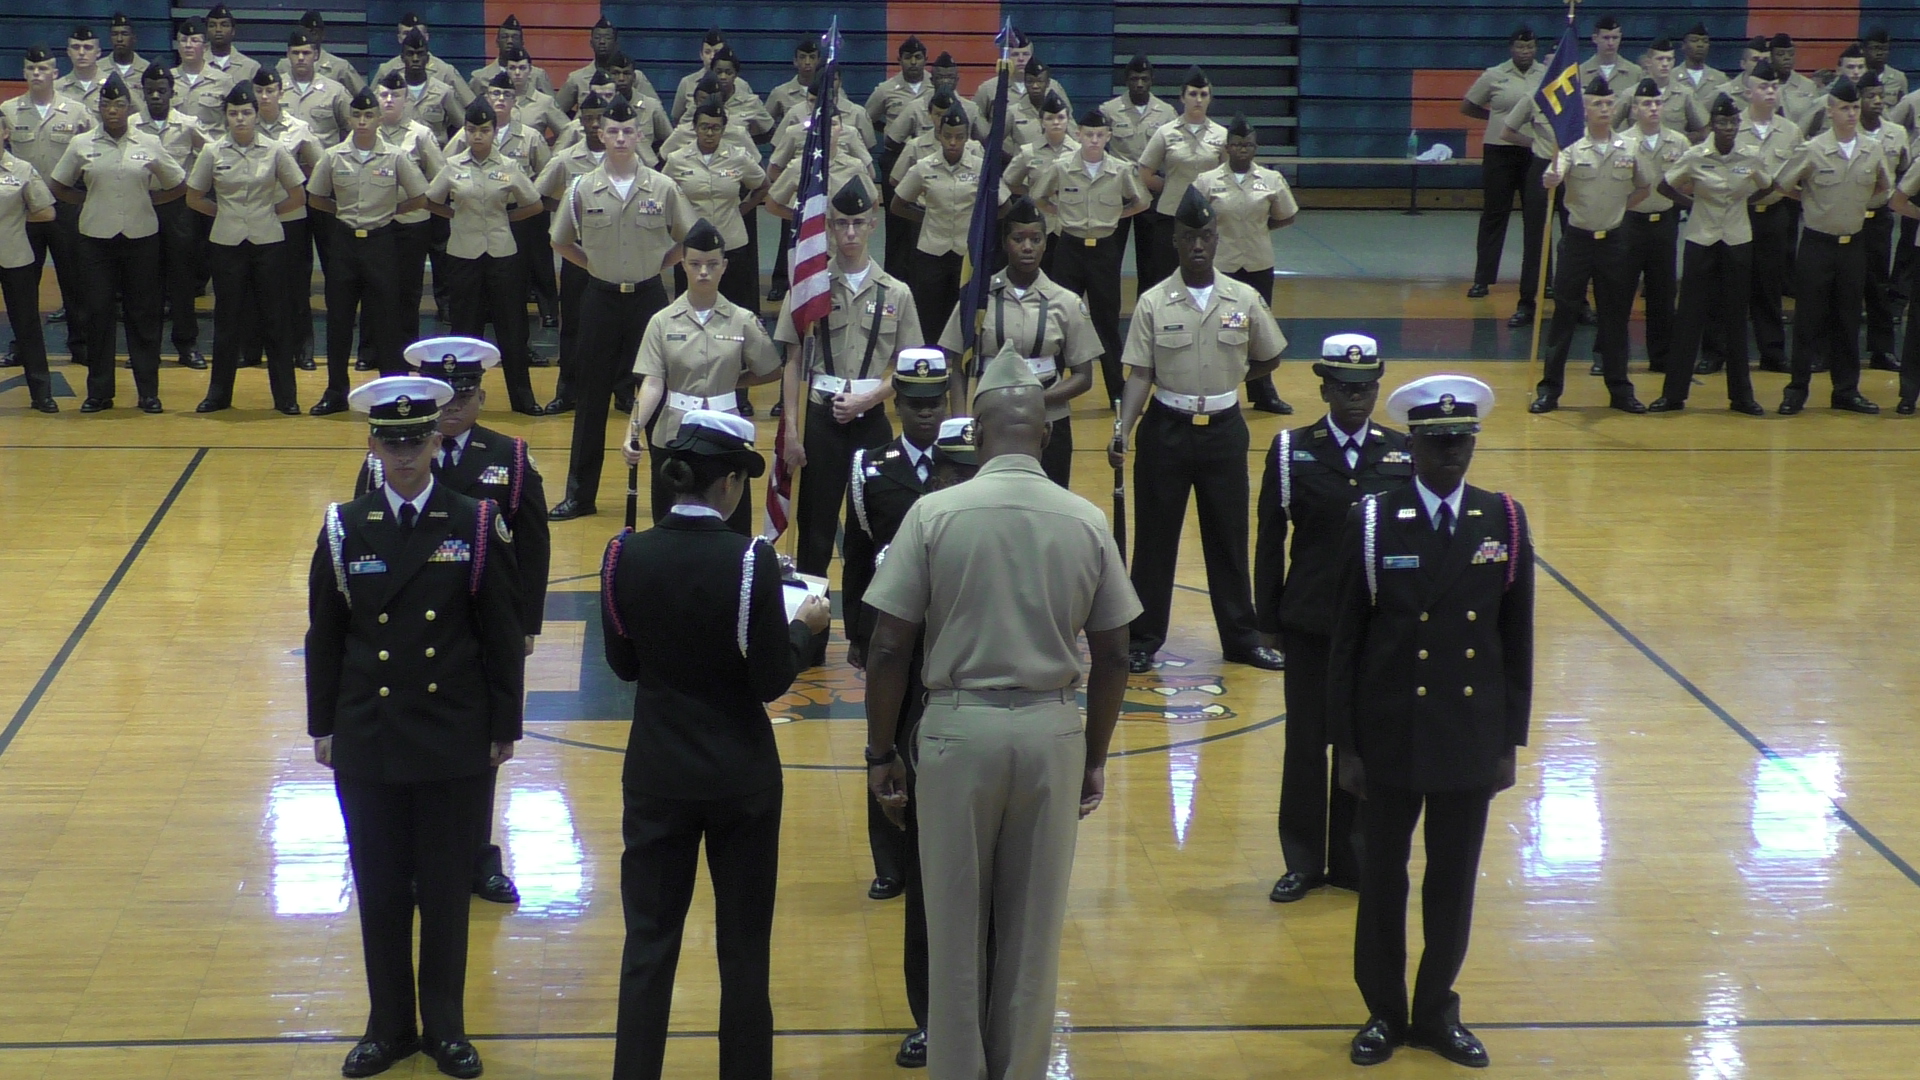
[358,424,551,635]
[1326,484,1534,792]
[842,437,930,649]
[306,485,526,782]
[1255,419,1412,637]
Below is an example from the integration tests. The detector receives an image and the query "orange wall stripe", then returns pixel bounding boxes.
[1747,2,1859,70]
[890,2,1003,90]
[1411,70,1484,157]
[495,1,599,75]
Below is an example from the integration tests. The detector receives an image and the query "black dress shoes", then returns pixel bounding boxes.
[549,498,597,521]
[195,397,230,413]
[48,307,66,323]
[766,281,788,301]
[736,398,755,418]
[510,397,544,417]
[1505,307,1533,328]
[31,396,58,413]
[1730,399,1765,416]
[1250,393,1294,415]
[768,401,783,418]
[542,313,559,329]
[310,392,350,416]
[1350,1017,1401,1066]
[1408,1021,1490,1068]
[79,397,113,413]
[1695,357,1722,374]
[1465,283,1489,298]
[896,1027,928,1068]
[1609,395,1647,414]
[1898,396,1917,415]
[473,873,519,904]
[354,357,377,371]
[1227,646,1285,671]
[342,1034,420,1077]
[1269,871,1321,903]
[424,1037,483,1079]
[1577,307,1597,326]
[1831,392,1880,414]
[1869,352,1901,371]
[1645,396,1684,413]
[869,876,904,900]
[1527,394,1557,414]
[1588,360,1604,376]
[1777,388,1808,415]
[1127,651,1154,674]
[0,347,16,367]
[1757,357,1790,373]
[178,350,207,370]
[296,356,318,371]
[542,397,575,415]
[527,348,550,368]
[138,396,163,414]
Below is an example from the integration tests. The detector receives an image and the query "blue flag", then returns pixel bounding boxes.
[955,19,1015,379]
[1532,23,1585,151]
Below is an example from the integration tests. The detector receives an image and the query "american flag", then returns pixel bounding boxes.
[765,18,842,542]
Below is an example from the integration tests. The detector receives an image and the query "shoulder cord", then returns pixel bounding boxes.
[1502,492,1520,591]
[324,503,350,607]
[1275,428,1292,511]
[601,533,629,638]
[365,451,384,489]
[736,539,762,657]
[470,500,493,596]
[1362,493,1379,606]
[508,437,527,516]
[849,449,872,535]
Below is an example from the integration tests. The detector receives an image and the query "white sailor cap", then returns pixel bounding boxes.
[894,347,950,398]
[405,335,500,389]
[1313,332,1385,382]
[1384,374,1493,435]
[665,409,766,477]
[932,415,977,466]
[347,375,454,439]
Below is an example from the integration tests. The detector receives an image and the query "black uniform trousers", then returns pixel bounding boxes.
[1354,784,1493,1036]
[565,279,667,507]
[279,215,316,365]
[1473,144,1547,303]
[428,214,453,317]
[1132,208,1173,299]
[1625,210,1677,371]
[336,771,491,1043]
[324,224,402,394]
[153,198,201,354]
[1899,283,1920,401]
[1746,203,1794,368]
[0,262,51,402]
[392,219,432,349]
[1536,227,1634,399]
[40,201,89,357]
[1226,267,1282,401]
[1050,230,1125,401]
[206,239,296,408]
[553,258,587,404]
[771,215,792,290]
[77,232,163,403]
[796,401,893,575]
[445,252,537,411]
[1896,216,1918,301]
[1787,229,1865,398]
[907,250,963,359]
[614,783,782,1080]
[512,210,559,325]
[1127,402,1261,657]
[1663,240,1755,405]
[1041,415,1074,487]
[895,658,931,1030]
[1862,208,1898,359]
[1277,629,1361,884]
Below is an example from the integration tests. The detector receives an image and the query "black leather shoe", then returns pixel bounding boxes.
[542,313,559,329]
[47,307,65,324]
[1269,871,1321,903]
[736,398,755,418]
[1127,651,1154,674]
[30,396,58,414]
[0,348,17,367]
[1505,307,1532,328]
[768,401,783,418]
[1778,389,1807,416]
[138,396,163,414]
[342,1034,420,1077]
[1645,396,1684,413]
[549,498,597,521]
[1695,357,1722,374]
[1527,394,1557,414]
[527,348,550,368]
[542,398,575,415]
[1898,397,1917,415]
[354,357,377,371]
[1832,392,1881,414]
[1350,1017,1401,1066]
[1730,399,1765,416]
[1757,357,1790,373]
[423,1037,482,1079]
[195,397,230,413]
[474,873,519,904]
[310,392,350,416]
[1610,395,1647,414]
[1577,306,1597,326]
[296,356,318,371]
[511,397,544,417]
[1227,646,1285,671]
[1465,283,1489,298]
[895,1027,927,1068]
[766,281,788,301]
[79,397,112,413]
[868,876,904,900]
[277,401,302,416]
[1408,1022,1489,1068]
[1588,360,1603,376]
[178,350,207,370]
[1252,395,1294,415]
[1869,352,1901,371]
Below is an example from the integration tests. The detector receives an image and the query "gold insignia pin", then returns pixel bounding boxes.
[396,396,412,417]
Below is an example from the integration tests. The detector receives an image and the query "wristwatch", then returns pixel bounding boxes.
[864,744,897,767]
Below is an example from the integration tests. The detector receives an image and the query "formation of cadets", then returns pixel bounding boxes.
[1468,18,1920,415]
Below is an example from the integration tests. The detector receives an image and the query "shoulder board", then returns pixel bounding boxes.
[324,503,351,607]
[601,532,630,637]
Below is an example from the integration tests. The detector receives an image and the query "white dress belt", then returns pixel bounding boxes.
[1153,387,1239,414]
[810,374,886,396]
[667,390,738,413]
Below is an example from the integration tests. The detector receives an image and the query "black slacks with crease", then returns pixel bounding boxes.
[1663,240,1754,405]
[907,249,963,359]
[1277,629,1361,883]
[513,211,559,325]
[1050,230,1124,401]
[797,400,892,576]
[392,218,432,350]
[1862,208,1898,359]
[153,198,201,353]
[207,239,296,407]
[1746,203,1794,367]
[564,279,667,507]
[1473,144,1547,303]
[1133,208,1173,297]
[1127,403,1260,657]
[1537,227,1634,399]
[614,783,782,1080]
[0,261,50,401]
[326,224,402,393]
[1041,415,1074,487]
[554,258,588,404]
[1787,229,1865,398]
[446,251,536,408]
[1625,210,1677,370]
[77,232,163,402]
[41,201,89,357]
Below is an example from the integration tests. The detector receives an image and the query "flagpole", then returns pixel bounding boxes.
[1530,1,1580,365]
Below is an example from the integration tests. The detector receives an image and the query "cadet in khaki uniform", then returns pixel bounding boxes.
[862,345,1139,1080]
[427,99,546,417]
[1462,27,1546,306]
[1193,115,1298,415]
[1003,93,1080,269]
[8,46,95,346]
[249,70,325,372]
[775,180,925,576]
[1675,23,1727,107]
[1528,77,1655,415]
[767,114,878,219]
[1109,187,1287,673]
[534,93,610,414]
[663,101,768,312]
[307,85,430,408]
[135,66,209,371]
[664,72,775,160]
[1773,78,1892,416]
[623,220,783,531]
[184,82,306,414]
[569,73,670,166]
[1614,40,1706,138]
[375,71,448,393]
[49,74,186,413]
[1104,55,1177,289]
[0,116,59,411]
[891,106,982,355]
[1770,35,1825,134]
[767,37,821,128]
[938,197,1101,485]
[1737,62,1802,376]
[553,17,652,116]
[104,14,150,95]
[1889,159,1920,411]
[1622,79,1690,376]
[54,26,107,119]
[1033,108,1147,402]
[670,30,743,123]
[1001,59,1058,156]
[548,93,696,519]
[1581,16,1644,94]
[283,30,352,147]
[496,49,566,145]
[467,15,554,101]
[389,31,461,144]
[277,10,363,96]
[970,29,1072,121]
[1649,93,1771,414]
[1857,72,1908,372]
[171,19,235,131]
[203,5,260,87]
[372,15,474,110]
[865,36,930,137]
[1138,68,1226,299]
[449,72,557,333]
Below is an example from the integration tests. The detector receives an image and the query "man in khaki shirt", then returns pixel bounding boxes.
[105,14,151,96]
[1676,23,1727,107]
[448,72,557,333]
[1109,186,1286,673]
[1001,60,1057,156]
[498,50,566,144]
[1581,16,1644,94]
[1738,61,1803,375]
[1003,95,1080,248]
[1032,108,1147,402]
[864,36,930,140]
[1616,39,1706,138]
[1193,116,1298,415]
[276,11,363,96]
[663,101,768,311]
[971,29,1072,121]
[283,31,352,147]
[203,5,261,86]
[7,44,96,351]
[1462,27,1546,309]
[1770,35,1826,133]
[1623,79,1691,377]
[54,26,107,118]
[136,66,208,370]
[1138,68,1227,292]
[1857,71,1908,372]
[892,108,982,354]
[170,19,234,131]
[1773,78,1892,416]
[394,30,462,144]
[534,93,609,414]
[548,94,696,519]
[1530,77,1655,414]
[862,344,1138,1080]
[372,14,474,110]
[467,15,554,102]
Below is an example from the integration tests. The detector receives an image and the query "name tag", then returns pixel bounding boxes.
[1383,555,1421,570]
[666,332,688,341]
[1291,450,1316,461]
[348,556,387,575]
[477,464,511,485]
[428,539,473,563]
[1381,450,1412,464]
[1396,507,1418,519]
[1472,540,1511,565]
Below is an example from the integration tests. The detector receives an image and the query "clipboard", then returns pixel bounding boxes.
[782,573,829,622]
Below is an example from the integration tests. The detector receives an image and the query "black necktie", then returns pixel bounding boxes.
[1435,502,1454,536]
[440,443,457,470]
[915,456,929,484]
[399,503,417,530]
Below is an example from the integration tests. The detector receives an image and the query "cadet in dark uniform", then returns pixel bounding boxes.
[1033,108,1148,403]
[1329,374,1532,1071]
[307,375,525,1080]
[1254,334,1408,904]
[600,410,831,1080]
[1110,186,1286,673]
[355,338,550,905]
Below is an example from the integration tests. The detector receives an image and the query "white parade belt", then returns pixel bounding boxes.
[1027,356,1057,379]
[1153,387,1238,414]
[810,375,885,396]
[667,390,738,413]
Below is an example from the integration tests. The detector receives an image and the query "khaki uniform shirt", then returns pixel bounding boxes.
[1865,121,1910,208]
[188,135,303,245]
[1029,153,1143,239]
[1580,56,1645,97]
[557,106,669,168]
[937,270,1101,422]
[865,76,932,133]
[401,78,462,143]
[1626,126,1691,214]
[1665,142,1768,246]
[1778,130,1893,236]
[375,55,475,107]
[550,163,695,283]
[1876,66,1910,109]
[206,50,261,86]
[51,126,184,239]
[1780,72,1824,134]
[535,141,604,202]
[889,131,941,186]
[0,152,53,268]
[864,453,1141,691]
[445,122,552,181]
[1676,64,1729,107]
[1,95,93,182]
[277,50,364,95]
[1554,132,1658,232]
[1004,136,1080,233]
[256,113,322,223]
[1101,93,1177,163]
[1002,93,1053,154]
[511,89,568,142]
[308,138,430,231]
[171,66,235,130]
[773,263,925,385]
[1737,110,1802,209]
[1193,162,1297,272]
[1894,155,1920,208]
[672,71,758,125]
[1122,275,1286,394]
[884,96,984,145]
[661,111,758,163]
[285,78,353,146]
[662,144,766,251]
[771,116,873,172]
[1464,61,1545,147]
[106,54,152,86]
[378,119,446,225]
[1499,95,1558,162]
[1615,81,1707,134]
[468,61,555,102]
[133,110,204,177]
[973,75,1070,121]
[428,149,540,258]
[895,144,984,256]
[768,148,876,212]
[1140,118,1227,215]
[634,294,782,443]
[52,73,106,118]
[554,63,663,114]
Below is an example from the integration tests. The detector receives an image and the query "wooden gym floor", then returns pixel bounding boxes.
[4,211,1920,1078]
